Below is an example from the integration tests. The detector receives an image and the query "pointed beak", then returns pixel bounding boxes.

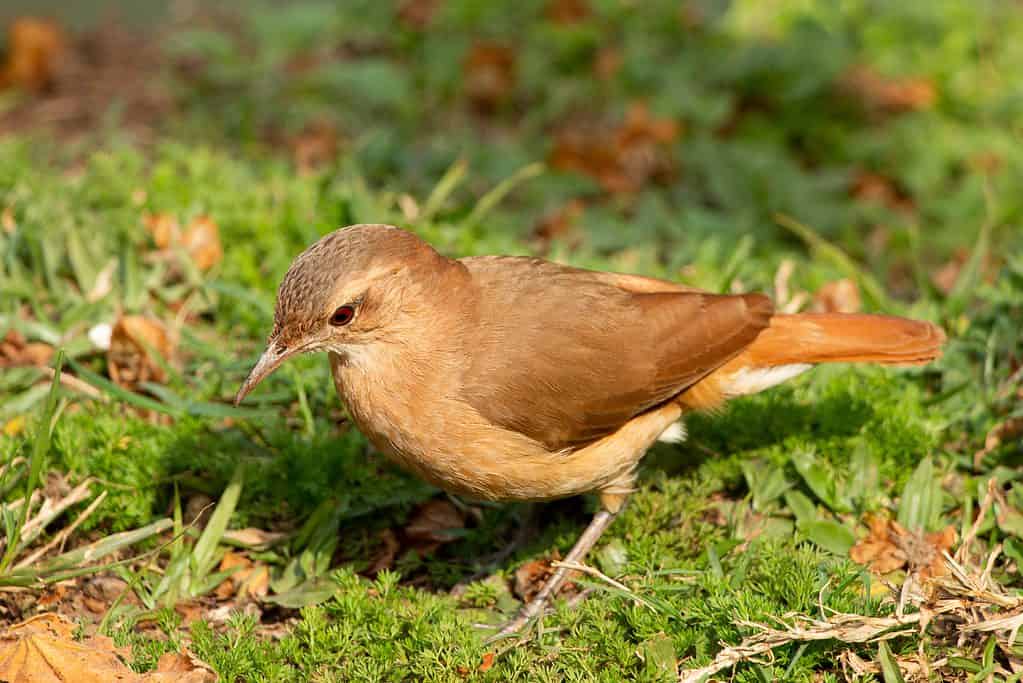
[235,341,293,405]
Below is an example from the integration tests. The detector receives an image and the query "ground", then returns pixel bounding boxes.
[1,1,1022,681]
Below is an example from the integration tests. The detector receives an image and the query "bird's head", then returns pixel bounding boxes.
[235,224,445,404]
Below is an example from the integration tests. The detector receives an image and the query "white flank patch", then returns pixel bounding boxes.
[724,363,812,396]
[657,421,687,444]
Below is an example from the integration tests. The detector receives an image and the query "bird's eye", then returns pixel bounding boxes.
[329,305,355,327]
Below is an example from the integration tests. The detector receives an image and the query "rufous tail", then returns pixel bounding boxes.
[681,313,945,409]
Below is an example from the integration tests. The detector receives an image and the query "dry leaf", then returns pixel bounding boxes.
[850,515,956,580]
[217,551,270,600]
[551,102,680,194]
[144,213,223,271]
[2,206,15,233]
[463,43,516,113]
[532,199,585,246]
[289,120,340,173]
[0,18,65,93]
[593,47,622,81]
[0,613,214,682]
[222,527,288,550]
[397,0,442,30]
[851,170,915,213]
[180,216,223,270]
[368,528,401,574]
[812,279,861,314]
[107,315,175,388]
[0,329,54,368]
[546,0,590,24]
[479,652,495,672]
[513,553,579,602]
[931,247,970,296]
[974,417,1023,469]
[838,65,936,114]
[404,499,466,555]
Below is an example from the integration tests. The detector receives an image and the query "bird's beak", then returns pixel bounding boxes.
[235,342,294,405]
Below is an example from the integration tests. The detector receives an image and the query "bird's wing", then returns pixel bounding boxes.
[458,257,773,450]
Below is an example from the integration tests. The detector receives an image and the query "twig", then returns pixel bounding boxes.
[15,490,107,569]
[36,367,102,399]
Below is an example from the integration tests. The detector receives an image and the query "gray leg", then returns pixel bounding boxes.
[489,509,617,641]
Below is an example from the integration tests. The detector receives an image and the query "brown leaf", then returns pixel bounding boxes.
[838,65,936,115]
[513,553,579,602]
[289,120,340,173]
[222,527,288,550]
[532,199,585,246]
[851,171,915,214]
[217,551,270,600]
[179,216,223,271]
[0,613,213,682]
[593,47,621,81]
[154,651,216,681]
[849,515,956,580]
[0,328,54,368]
[974,417,1023,469]
[144,213,223,271]
[812,279,861,314]
[546,0,590,24]
[368,528,401,574]
[550,102,680,194]
[931,247,970,296]
[463,43,516,113]
[404,499,466,554]
[107,316,175,388]
[397,0,442,30]
[0,18,66,93]
[479,652,495,672]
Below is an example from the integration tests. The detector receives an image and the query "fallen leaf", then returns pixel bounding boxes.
[367,528,400,574]
[479,652,495,672]
[812,279,861,314]
[0,18,66,93]
[107,315,175,388]
[143,212,178,250]
[222,527,288,550]
[289,120,340,173]
[851,170,915,213]
[551,102,680,194]
[404,499,466,555]
[154,651,216,681]
[217,551,271,600]
[532,199,585,247]
[2,206,15,233]
[931,247,970,296]
[179,216,223,271]
[463,42,516,113]
[513,553,580,602]
[0,330,54,368]
[593,47,621,81]
[838,65,936,115]
[397,0,442,30]
[0,613,214,682]
[849,514,956,580]
[974,417,1023,469]
[144,213,223,271]
[546,0,590,24]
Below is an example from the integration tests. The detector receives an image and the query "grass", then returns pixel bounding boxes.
[2,0,1023,680]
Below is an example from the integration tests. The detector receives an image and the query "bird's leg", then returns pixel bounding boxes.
[489,507,618,641]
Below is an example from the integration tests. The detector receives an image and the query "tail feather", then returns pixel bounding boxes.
[681,313,945,408]
[745,313,946,367]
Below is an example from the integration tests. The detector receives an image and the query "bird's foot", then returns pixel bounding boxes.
[485,595,548,644]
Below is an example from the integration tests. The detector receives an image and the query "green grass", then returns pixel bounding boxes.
[2,0,1023,680]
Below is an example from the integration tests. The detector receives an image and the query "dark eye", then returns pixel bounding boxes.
[329,305,355,326]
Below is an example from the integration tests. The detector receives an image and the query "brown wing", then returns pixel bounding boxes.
[458,256,773,450]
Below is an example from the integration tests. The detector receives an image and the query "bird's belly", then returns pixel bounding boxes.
[328,352,675,503]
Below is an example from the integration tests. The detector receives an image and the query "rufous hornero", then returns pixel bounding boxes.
[236,224,945,638]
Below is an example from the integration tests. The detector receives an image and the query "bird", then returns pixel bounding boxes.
[235,223,945,638]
